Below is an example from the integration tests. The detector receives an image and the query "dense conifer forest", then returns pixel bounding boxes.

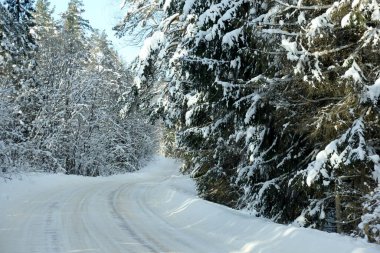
[0,0,379,244]
[115,0,380,243]
[0,0,155,177]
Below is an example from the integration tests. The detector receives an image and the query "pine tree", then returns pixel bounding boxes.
[1,0,156,177]
[114,0,163,44]
[31,1,155,175]
[34,0,55,38]
[286,0,380,238]
[120,0,380,242]
[4,0,35,23]
[0,1,38,174]
[49,0,92,174]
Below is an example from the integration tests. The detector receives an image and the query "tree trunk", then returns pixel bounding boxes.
[335,181,343,233]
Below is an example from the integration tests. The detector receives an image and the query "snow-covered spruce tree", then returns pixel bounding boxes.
[119,0,380,241]
[44,0,98,175]
[4,0,35,22]
[286,0,380,239]
[117,0,270,205]
[114,0,163,44]
[34,0,56,38]
[20,0,66,172]
[360,187,380,243]
[3,0,38,135]
[80,31,156,175]
[0,1,39,176]
[118,0,301,207]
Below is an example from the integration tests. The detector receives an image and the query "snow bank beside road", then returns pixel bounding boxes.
[143,157,380,253]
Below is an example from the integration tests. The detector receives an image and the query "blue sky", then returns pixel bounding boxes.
[50,0,139,63]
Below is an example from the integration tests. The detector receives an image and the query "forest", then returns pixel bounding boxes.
[1,0,380,244]
[0,0,155,177]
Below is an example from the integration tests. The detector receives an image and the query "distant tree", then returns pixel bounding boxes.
[34,0,55,37]
[30,0,156,176]
[0,1,38,175]
[0,0,155,177]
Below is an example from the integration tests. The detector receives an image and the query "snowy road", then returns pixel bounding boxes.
[1,157,379,253]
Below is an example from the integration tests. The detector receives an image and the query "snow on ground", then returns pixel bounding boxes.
[1,156,379,253]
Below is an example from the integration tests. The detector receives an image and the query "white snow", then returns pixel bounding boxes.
[244,94,261,124]
[185,108,194,126]
[1,156,379,253]
[222,27,243,47]
[139,31,165,61]
[363,78,380,104]
[185,93,199,107]
[281,38,299,61]
[183,0,195,15]
[352,0,361,8]
[341,13,351,28]
[306,140,337,186]
[372,2,380,21]
[119,0,127,9]
[163,0,173,11]
[305,118,380,187]
[373,157,380,182]
[306,12,333,45]
[298,11,306,25]
[343,60,363,83]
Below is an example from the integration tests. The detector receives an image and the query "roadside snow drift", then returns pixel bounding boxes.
[1,156,379,253]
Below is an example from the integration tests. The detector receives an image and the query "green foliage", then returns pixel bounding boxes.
[118,0,380,243]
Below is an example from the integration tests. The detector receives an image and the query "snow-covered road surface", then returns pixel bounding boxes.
[1,156,379,253]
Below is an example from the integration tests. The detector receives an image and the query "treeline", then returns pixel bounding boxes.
[0,0,155,178]
[115,0,380,243]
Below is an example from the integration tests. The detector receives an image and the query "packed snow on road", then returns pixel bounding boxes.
[1,156,379,253]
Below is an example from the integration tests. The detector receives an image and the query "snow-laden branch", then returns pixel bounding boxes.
[287,95,344,105]
[274,0,332,10]
[261,28,298,36]
[181,56,230,65]
[311,43,356,57]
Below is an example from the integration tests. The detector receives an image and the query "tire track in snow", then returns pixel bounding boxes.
[67,184,102,252]
[135,183,199,251]
[43,183,101,253]
[132,181,224,253]
[44,201,61,253]
[115,180,211,253]
[109,184,165,253]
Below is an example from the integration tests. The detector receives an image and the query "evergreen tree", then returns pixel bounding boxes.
[286,0,380,238]
[114,0,163,44]
[29,0,65,172]
[30,0,155,176]
[119,0,380,242]
[1,0,155,178]
[48,0,92,174]
[4,0,35,23]
[34,0,55,37]
[0,1,38,174]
